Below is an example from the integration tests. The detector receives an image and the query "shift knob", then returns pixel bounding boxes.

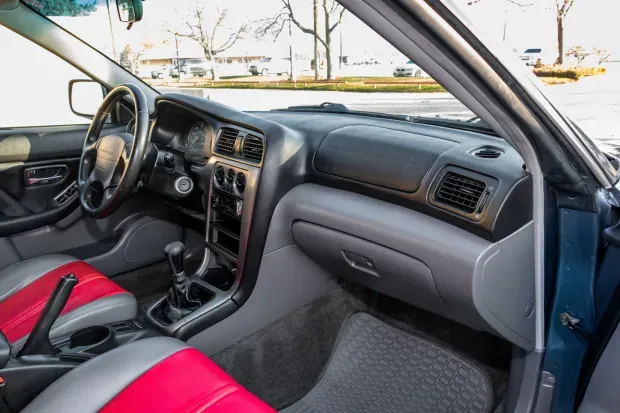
[164,241,185,275]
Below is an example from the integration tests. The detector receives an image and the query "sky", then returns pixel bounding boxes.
[50,0,618,63]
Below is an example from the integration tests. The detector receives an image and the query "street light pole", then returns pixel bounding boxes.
[105,0,118,63]
[289,18,295,81]
[339,24,343,70]
[175,33,181,82]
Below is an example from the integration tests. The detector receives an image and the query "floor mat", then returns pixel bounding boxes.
[282,312,493,413]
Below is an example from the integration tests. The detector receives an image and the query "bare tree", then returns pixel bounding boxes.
[594,48,611,66]
[554,0,575,65]
[170,4,248,80]
[258,0,346,80]
[566,45,590,65]
[119,41,153,74]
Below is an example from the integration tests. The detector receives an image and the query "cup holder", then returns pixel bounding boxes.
[68,326,113,354]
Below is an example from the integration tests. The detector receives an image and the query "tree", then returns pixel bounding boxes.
[258,0,346,80]
[119,41,153,74]
[594,48,611,66]
[566,45,590,65]
[171,3,249,80]
[37,0,96,16]
[554,0,576,65]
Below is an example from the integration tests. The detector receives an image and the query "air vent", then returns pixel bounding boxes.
[435,172,486,214]
[242,135,264,162]
[473,147,502,159]
[216,128,239,154]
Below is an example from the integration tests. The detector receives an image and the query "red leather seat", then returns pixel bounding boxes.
[0,255,137,349]
[21,337,276,413]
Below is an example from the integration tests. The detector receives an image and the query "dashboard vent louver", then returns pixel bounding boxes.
[242,135,264,162]
[473,147,502,159]
[435,172,486,214]
[216,128,239,154]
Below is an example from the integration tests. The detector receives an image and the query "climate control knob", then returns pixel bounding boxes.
[211,193,221,208]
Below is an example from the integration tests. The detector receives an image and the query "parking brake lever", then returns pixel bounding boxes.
[17,274,78,357]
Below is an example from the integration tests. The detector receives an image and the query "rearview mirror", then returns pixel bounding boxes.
[69,80,105,118]
[116,0,143,23]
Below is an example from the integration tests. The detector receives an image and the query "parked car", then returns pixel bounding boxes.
[393,60,426,77]
[186,62,209,77]
[249,57,291,76]
[519,48,554,66]
[150,64,189,79]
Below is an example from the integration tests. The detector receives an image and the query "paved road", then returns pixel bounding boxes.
[160,62,620,148]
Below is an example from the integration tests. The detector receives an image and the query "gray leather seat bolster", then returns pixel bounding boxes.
[10,293,138,355]
[22,337,189,413]
[0,255,77,302]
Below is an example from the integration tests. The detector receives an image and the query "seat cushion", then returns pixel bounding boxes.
[0,255,137,347]
[22,337,276,413]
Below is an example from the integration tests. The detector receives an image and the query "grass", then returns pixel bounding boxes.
[539,77,576,85]
[219,75,249,80]
[533,65,607,80]
[189,81,446,93]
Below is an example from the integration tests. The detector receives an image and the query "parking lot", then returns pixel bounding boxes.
[159,63,620,148]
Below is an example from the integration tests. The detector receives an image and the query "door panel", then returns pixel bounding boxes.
[0,123,126,237]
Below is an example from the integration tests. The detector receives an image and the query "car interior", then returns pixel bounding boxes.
[0,0,572,412]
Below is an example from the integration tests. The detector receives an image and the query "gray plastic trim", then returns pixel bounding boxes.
[263,184,535,348]
[474,222,535,350]
[188,245,338,355]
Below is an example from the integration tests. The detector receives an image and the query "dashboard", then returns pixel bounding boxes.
[143,94,535,350]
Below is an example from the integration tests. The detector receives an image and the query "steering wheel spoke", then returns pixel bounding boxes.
[83,140,98,156]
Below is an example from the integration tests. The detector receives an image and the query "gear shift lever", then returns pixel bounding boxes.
[164,242,200,321]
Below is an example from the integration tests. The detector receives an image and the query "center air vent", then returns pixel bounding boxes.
[242,135,264,163]
[435,172,486,214]
[216,128,239,155]
[473,147,502,159]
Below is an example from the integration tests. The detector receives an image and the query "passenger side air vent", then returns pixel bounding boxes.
[216,128,239,155]
[473,147,502,159]
[435,172,486,214]
[242,135,264,163]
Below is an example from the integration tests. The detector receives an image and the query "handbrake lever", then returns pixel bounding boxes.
[17,274,78,357]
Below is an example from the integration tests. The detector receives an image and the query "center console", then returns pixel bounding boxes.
[145,153,261,340]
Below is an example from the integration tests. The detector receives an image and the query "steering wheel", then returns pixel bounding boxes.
[78,84,149,219]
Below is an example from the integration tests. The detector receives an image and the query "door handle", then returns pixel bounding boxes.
[24,165,68,186]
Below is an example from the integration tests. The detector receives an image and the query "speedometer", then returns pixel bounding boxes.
[186,122,209,160]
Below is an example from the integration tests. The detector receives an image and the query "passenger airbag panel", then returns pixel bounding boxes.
[313,125,458,192]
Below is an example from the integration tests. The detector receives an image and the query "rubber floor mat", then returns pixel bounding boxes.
[281,312,492,413]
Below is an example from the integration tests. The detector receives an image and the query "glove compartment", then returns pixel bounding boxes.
[291,221,452,317]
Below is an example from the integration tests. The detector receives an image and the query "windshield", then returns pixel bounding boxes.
[33,0,477,122]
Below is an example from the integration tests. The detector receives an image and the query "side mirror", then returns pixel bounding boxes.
[69,80,105,118]
[117,0,143,23]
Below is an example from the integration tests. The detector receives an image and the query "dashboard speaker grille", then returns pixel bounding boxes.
[216,128,239,154]
[435,172,486,214]
[242,135,264,162]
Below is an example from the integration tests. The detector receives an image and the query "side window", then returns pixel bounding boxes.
[0,25,94,128]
